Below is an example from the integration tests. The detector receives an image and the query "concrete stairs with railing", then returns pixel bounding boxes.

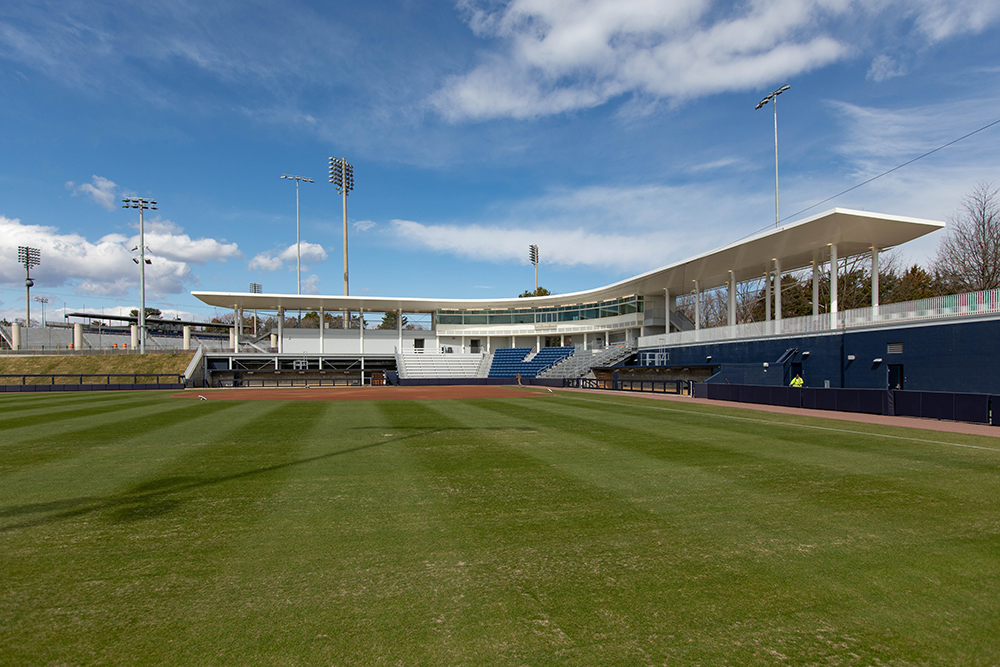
[538,343,636,379]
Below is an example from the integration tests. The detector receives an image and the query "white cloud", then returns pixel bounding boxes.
[140,217,241,264]
[866,54,905,82]
[434,0,1000,121]
[0,214,241,297]
[66,175,120,210]
[248,242,328,272]
[353,220,377,232]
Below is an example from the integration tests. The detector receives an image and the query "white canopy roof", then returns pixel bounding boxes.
[193,208,944,313]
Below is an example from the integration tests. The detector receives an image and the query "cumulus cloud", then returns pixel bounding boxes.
[433,0,1000,121]
[66,175,120,210]
[0,214,240,296]
[140,217,241,263]
[248,242,328,272]
[353,220,377,232]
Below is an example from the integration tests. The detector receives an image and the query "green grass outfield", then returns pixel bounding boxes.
[2,389,999,666]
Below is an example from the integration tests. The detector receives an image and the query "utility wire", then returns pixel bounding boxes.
[736,115,1000,242]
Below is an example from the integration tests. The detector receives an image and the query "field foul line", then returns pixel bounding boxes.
[561,394,1000,454]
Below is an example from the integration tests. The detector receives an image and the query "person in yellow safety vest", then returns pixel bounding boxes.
[790,374,804,387]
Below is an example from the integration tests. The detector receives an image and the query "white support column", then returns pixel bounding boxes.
[461,335,465,354]
[234,306,241,352]
[830,244,839,327]
[774,257,782,334]
[277,308,284,353]
[74,323,84,350]
[871,246,880,318]
[182,325,191,351]
[131,324,139,351]
[397,309,403,352]
[359,311,364,354]
[319,307,325,354]
[664,287,673,332]
[765,272,771,323]
[536,334,541,351]
[11,322,20,350]
[812,261,819,317]
[693,280,701,331]
[583,332,588,350]
[728,272,736,327]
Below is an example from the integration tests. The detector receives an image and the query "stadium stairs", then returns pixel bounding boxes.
[538,343,636,379]
[397,352,485,379]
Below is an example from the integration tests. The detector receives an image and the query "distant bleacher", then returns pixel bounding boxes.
[398,353,485,379]
[488,346,575,378]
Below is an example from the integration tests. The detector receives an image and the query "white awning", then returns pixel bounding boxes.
[193,208,943,313]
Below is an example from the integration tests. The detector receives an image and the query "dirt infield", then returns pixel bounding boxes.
[172,384,543,402]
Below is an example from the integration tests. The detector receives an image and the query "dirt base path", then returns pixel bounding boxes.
[172,385,541,402]
[558,387,1000,439]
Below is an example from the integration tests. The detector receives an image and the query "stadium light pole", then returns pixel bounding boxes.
[279,175,314,298]
[755,84,790,228]
[329,157,355,328]
[34,296,48,328]
[249,282,262,336]
[529,244,539,292]
[18,246,40,327]
[122,197,157,354]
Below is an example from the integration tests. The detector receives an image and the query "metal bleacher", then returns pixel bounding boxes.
[538,343,636,379]
[397,352,486,379]
[487,346,575,378]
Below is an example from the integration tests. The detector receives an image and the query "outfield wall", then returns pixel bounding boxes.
[637,315,1000,394]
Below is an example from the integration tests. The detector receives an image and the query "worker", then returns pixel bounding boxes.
[790,373,804,388]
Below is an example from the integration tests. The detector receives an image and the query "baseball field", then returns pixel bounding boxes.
[1,386,998,665]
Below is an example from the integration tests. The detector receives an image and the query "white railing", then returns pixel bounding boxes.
[639,288,1000,349]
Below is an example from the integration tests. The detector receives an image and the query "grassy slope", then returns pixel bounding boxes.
[0,352,194,377]
[0,389,998,665]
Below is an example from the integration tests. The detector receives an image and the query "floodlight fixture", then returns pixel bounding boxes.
[122,196,157,354]
[755,84,790,228]
[329,157,355,327]
[18,246,40,326]
[280,175,314,298]
[528,244,539,292]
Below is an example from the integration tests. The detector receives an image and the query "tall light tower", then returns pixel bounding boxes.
[329,157,354,328]
[33,296,48,328]
[122,197,156,354]
[18,246,40,327]
[528,244,539,293]
[755,84,790,228]
[249,282,262,336]
[279,174,314,297]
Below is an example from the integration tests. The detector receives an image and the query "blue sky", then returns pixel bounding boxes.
[1,0,999,324]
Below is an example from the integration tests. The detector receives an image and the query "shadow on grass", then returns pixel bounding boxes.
[0,426,518,533]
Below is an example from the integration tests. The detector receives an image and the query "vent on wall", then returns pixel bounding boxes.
[887,342,903,354]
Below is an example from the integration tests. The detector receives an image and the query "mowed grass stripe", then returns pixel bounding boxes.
[0,401,330,666]
[461,396,1000,662]
[1,392,999,665]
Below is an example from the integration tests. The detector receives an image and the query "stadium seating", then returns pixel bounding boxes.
[487,346,575,378]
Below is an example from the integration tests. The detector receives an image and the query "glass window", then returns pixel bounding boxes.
[488,313,512,324]
[438,314,463,325]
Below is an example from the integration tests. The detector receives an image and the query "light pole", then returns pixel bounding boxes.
[279,175,314,299]
[755,83,790,228]
[18,246,40,326]
[122,197,157,354]
[249,282,262,336]
[329,157,354,328]
[33,296,48,328]
[528,244,539,293]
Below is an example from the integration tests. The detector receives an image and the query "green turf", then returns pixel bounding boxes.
[2,389,999,665]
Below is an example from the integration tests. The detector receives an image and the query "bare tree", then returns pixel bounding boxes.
[934,182,1000,292]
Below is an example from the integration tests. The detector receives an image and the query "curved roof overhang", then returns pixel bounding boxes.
[193,208,943,313]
